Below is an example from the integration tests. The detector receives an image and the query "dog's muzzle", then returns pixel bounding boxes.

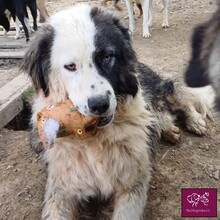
[88,95,113,127]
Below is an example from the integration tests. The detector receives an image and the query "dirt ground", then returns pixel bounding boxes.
[0,0,220,219]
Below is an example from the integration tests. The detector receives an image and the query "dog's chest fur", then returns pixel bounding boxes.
[44,94,151,199]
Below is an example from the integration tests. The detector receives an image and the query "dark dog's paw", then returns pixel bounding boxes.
[162,124,180,143]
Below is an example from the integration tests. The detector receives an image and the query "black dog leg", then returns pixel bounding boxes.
[16,11,30,41]
[28,2,38,31]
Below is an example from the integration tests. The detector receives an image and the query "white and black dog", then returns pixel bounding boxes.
[21,3,211,219]
[125,0,169,37]
[0,0,37,41]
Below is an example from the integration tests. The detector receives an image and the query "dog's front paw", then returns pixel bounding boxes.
[162,22,169,28]
[143,31,151,38]
[186,115,207,135]
[14,35,20,40]
[162,124,180,143]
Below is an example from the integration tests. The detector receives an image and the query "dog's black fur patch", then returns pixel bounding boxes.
[78,195,114,220]
[90,7,138,98]
[137,63,174,110]
[137,63,174,149]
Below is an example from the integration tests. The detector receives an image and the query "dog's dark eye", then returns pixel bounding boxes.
[64,63,77,71]
[102,54,112,64]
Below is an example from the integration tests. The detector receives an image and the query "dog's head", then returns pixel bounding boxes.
[21,4,138,126]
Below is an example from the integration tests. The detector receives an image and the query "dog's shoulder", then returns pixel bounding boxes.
[137,62,174,100]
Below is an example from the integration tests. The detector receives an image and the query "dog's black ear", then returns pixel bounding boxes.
[185,23,209,87]
[21,25,54,97]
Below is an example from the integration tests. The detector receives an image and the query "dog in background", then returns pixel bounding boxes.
[0,0,37,41]
[37,0,49,22]
[185,0,220,110]
[125,0,169,37]
[101,0,123,11]
[21,4,212,219]
[0,0,19,39]
[101,0,143,17]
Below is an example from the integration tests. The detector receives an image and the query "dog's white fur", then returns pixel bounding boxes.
[41,93,153,219]
[125,0,169,37]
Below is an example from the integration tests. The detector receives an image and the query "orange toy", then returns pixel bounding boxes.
[37,100,98,148]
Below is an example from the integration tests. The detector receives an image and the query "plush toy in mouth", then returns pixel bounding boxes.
[37,100,98,149]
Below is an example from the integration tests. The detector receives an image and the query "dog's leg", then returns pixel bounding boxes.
[28,3,38,32]
[135,0,142,17]
[148,0,153,27]
[3,10,11,35]
[125,0,135,35]
[24,17,32,33]
[162,0,169,28]
[42,172,79,220]
[15,3,31,41]
[37,0,49,23]
[42,189,78,220]
[112,176,149,220]
[142,0,151,37]
[16,12,30,41]
[167,83,212,136]
[14,17,20,39]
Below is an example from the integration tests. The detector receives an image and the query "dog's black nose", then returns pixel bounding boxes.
[88,96,110,115]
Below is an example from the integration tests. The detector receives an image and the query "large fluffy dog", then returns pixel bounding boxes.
[125,0,169,37]
[0,0,37,41]
[22,3,211,219]
[185,0,220,110]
